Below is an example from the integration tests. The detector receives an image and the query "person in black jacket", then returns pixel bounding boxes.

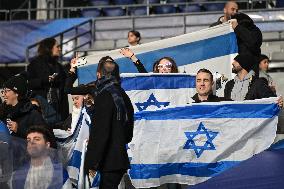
[210,1,238,27]
[120,47,178,73]
[224,54,283,108]
[229,12,262,57]
[192,68,229,103]
[84,56,134,189]
[27,37,69,124]
[0,74,46,139]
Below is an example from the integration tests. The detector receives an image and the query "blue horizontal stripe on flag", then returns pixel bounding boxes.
[121,75,196,91]
[134,103,280,120]
[78,32,237,84]
[129,161,239,179]
[68,150,82,169]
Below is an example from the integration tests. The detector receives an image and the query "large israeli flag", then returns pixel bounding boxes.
[128,98,280,187]
[77,23,238,91]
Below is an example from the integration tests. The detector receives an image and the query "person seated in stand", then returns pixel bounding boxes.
[120,48,178,73]
[258,54,276,94]
[127,30,141,47]
[224,53,283,108]
[192,68,230,103]
[11,125,69,189]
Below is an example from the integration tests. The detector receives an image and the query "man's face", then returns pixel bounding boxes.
[224,2,238,20]
[259,59,269,72]
[27,132,50,158]
[196,72,213,97]
[232,60,243,74]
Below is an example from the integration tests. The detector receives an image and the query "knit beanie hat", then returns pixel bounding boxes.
[3,74,28,97]
[231,12,254,28]
[234,54,256,72]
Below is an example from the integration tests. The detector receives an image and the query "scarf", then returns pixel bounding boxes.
[96,76,128,122]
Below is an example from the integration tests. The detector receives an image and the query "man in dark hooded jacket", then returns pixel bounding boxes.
[84,56,134,189]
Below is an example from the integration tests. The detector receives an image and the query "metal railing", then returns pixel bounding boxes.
[0,0,275,21]
[25,19,93,64]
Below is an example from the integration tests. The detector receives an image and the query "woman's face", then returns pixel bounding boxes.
[259,59,269,72]
[128,32,139,45]
[157,59,172,73]
[2,88,18,106]
[51,41,61,57]
[72,95,84,109]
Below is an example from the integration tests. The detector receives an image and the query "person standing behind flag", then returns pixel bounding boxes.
[192,69,229,103]
[84,56,134,189]
[120,48,178,73]
[224,53,283,108]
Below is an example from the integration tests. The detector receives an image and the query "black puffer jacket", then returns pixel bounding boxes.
[0,100,46,138]
[224,77,276,100]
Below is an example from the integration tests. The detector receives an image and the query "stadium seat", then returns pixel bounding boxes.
[129,6,147,16]
[154,5,176,14]
[136,0,160,4]
[276,0,284,7]
[113,0,136,5]
[179,4,201,13]
[103,7,126,17]
[203,3,225,12]
[167,0,187,3]
[89,0,109,6]
[81,8,101,17]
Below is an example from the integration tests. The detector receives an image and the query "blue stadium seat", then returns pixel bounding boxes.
[89,0,109,6]
[81,8,101,17]
[167,0,187,3]
[113,0,135,5]
[103,7,125,16]
[136,0,160,4]
[203,3,225,11]
[129,6,147,16]
[179,4,201,13]
[276,0,284,7]
[154,5,176,14]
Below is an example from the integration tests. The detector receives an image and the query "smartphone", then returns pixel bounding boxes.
[52,73,58,77]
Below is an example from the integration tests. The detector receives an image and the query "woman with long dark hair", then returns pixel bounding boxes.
[27,38,68,124]
[120,47,179,74]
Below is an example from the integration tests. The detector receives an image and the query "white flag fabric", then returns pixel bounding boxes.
[54,107,100,188]
[128,98,280,187]
[78,23,237,94]
[121,73,196,113]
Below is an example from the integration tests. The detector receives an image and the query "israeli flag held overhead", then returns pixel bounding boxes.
[128,98,280,188]
[77,23,238,90]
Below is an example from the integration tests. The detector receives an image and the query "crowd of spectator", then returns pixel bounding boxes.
[0,1,283,189]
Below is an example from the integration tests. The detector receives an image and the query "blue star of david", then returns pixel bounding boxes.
[135,93,170,111]
[184,122,218,158]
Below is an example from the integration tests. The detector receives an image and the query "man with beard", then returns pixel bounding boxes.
[210,1,238,27]
[84,56,134,189]
[224,54,283,108]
